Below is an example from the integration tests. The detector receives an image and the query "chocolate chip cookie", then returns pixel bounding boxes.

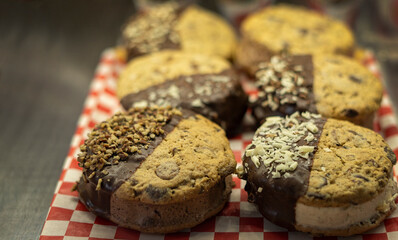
[122,2,237,60]
[250,54,382,128]
[238,112,397,236]
[236,4,354,75]
[77,106,236,233]
[117,50,248,136]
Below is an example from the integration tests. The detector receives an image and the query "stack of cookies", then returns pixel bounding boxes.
[75,1,397,237]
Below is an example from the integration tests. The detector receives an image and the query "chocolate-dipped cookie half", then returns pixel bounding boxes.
[250,54,382,128]
[76,106,236,233]
[118,51,248,136]
[235,4,354,75]
[121,2,237,60]
[238,112,397,236]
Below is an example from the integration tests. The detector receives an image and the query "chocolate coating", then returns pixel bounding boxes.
[252,55,317,125]
[242,116,326,230]
[120,70,248,136]
[236,36,275,76]
[77,108,192,219]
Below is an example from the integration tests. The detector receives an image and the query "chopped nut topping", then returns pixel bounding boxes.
[122,2,181,55]
[244,112,321,178]
[77,107,182,186]
[255,55,311,112]
[96,178,103,191]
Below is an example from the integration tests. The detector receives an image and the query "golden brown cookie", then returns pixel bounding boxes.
[236,4,354,75]
[118,50,248,136]
[238,112,397,236]
[250,54,382,127]
[122,2,237,60]
[76,107,236,233]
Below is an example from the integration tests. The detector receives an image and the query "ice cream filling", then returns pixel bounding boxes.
[296,176,398,230]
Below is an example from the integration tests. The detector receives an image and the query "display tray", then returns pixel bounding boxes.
[40,48,398,240]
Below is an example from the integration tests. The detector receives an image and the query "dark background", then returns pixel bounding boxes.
[0,0,397,239]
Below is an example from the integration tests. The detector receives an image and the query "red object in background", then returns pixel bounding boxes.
[376,0,398,35]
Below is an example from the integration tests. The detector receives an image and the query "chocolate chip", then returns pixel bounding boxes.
[307,192,326,200]
[384,146,397,164]
[349,75,362,84]
[156,161,179,180]
[331,129,341,146]
[343,109,358,118]
[348,130,358,135]
[354,174,369,182]
[298,28,308,35]
[370,214,380,224]
[145,184,168,200]
[171,148,179,156]
[347,130,366,141]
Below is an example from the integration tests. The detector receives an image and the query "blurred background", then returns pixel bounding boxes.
[0,0,397,239]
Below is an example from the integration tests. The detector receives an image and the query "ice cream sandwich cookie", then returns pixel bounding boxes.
[251,54,382,128]
[118,51,248,136]
[236,4,354,75]
[122,2,237,60]
[238,112,397,236]
[76,106,236,233]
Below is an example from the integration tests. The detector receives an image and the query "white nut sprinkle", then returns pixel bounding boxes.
[306,122,319,133]
[191,99,204,107]
[252,156,260,168]
[133,100,148,108]
[323,148,332,153]
[244,112,320,178]
[298,146,315,153]
[167,84,180,99]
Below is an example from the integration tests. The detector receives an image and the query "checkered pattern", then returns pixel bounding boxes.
[40,49,398,240]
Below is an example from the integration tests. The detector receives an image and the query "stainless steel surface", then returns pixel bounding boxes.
[0,1,397,239]
[0,1,133,239]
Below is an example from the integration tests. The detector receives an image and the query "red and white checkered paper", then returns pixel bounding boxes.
[40,49,398,240]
